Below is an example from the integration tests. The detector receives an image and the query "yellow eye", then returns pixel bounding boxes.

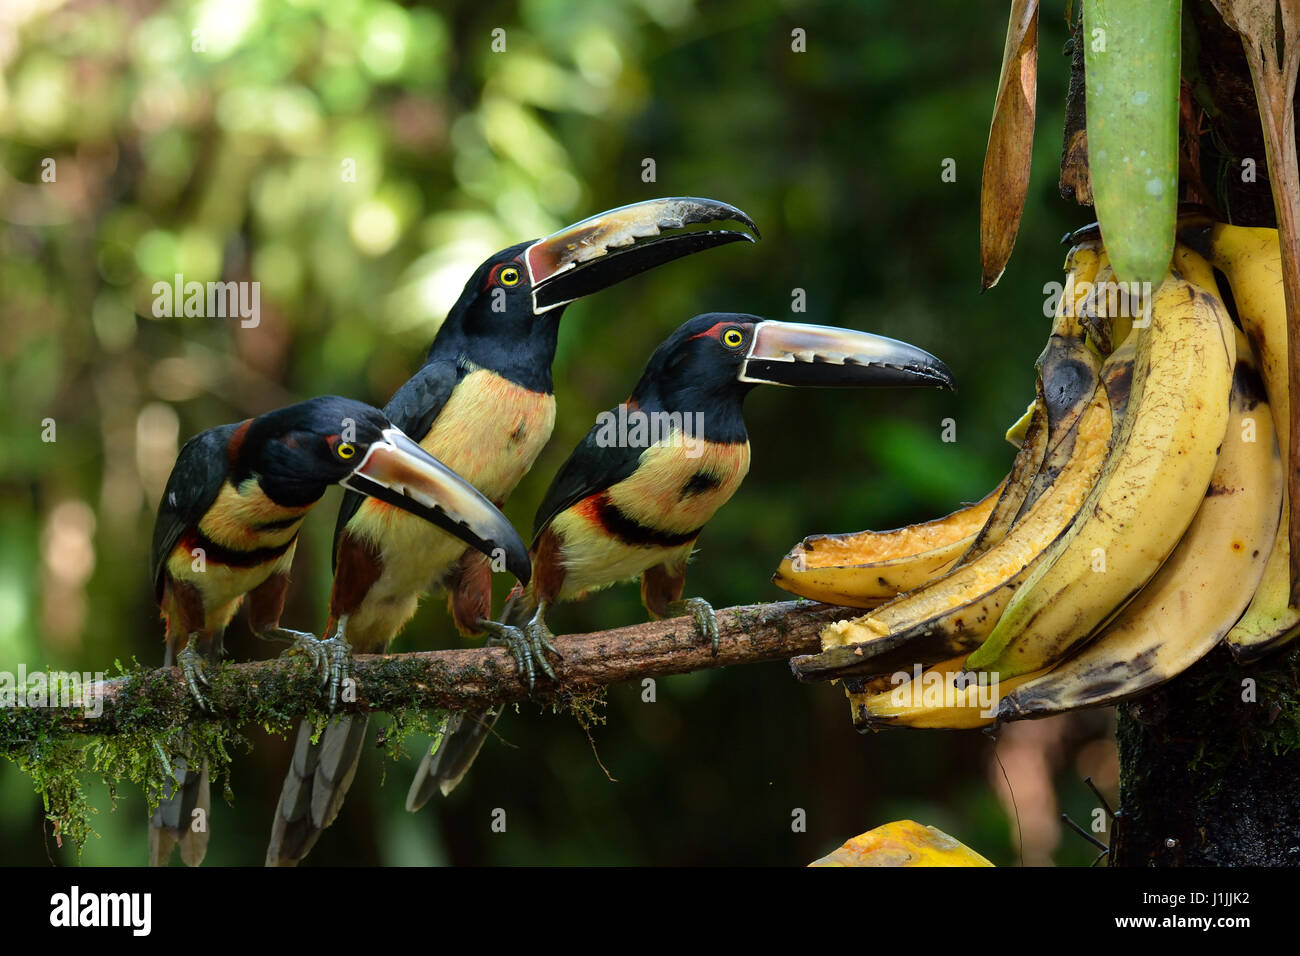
[337,442,356,460]
[499,266,521,287]
[722,328,745,348]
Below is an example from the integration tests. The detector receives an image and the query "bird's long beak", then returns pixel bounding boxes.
[738,320,956,390]
[340,428,531,584]
[526,197,760,313]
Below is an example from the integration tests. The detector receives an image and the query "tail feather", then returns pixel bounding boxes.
[405,589,535,810]
[265,714,369,866]
[405,708,501,810]
[148,759,210,866]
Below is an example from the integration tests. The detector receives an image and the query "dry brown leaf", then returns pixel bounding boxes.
[980,0,1040,290]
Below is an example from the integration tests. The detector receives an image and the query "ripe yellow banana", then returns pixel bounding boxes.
[846,654,1045,731]
[998,329,1281,717]
[1077,262,1138,356]
[959,400,1049,564]
[1190,224,1300,661]
[966,243,1236,679]
[774,240,1106,612]
[772,485,1003,608]
[793,345,1125,683]
[962,241,1106,563]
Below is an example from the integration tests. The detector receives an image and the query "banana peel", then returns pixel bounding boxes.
[1004,400,1037,447]
[777,241,1105,613]
[788,225,1298,736]
[773,483,1003,609]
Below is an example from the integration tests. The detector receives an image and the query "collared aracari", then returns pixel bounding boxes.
[264,198,759,866]
[147,395,528,866]
[406,313,955,804]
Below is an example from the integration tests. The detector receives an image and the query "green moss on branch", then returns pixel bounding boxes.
[1,600,838,851]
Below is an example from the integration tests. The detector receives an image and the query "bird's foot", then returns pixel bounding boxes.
[270,627,329,672]
[259,626,317,648]
[479,615,561,691]
[668,597,719,656]
[276,626,352,711]
[177,636,212,711]
[315,631,353,711]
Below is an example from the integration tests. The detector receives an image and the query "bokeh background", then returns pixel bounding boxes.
[0,0,1116,866]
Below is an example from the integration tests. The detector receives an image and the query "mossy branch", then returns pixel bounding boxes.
[0,601,843,749]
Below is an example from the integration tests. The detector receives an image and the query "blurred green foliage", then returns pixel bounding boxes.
[0,0,1115,866]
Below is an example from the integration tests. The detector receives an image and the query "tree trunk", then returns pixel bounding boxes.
[1110,646,1300,865]
[1061,0,1300,866]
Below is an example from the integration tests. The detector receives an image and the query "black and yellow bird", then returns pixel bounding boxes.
[406,312,955,804]
[148,395,528,866]
[265,198,759,865]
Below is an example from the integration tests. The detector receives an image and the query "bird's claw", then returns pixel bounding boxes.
[277,629,328,673]
[262,625,316,648]
[480,618,561,692]
[279,630,352,711]
[177,638,212,711]
[317,633,353,711]
[669,597,719,656]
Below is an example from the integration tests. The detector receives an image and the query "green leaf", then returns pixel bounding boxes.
[1082,0,1182,288]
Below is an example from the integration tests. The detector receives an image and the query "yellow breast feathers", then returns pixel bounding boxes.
[605,436,751,535]
[421,368,557,502]
[197,478,309,552]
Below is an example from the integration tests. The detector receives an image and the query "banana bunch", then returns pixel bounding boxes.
[779,223,1294,730]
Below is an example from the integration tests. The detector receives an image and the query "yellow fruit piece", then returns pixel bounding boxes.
[777,239,1107,613]
[1004,400,1037,447]
[999,327,1281,717]
[847,655,1046,730]
[962,242,1104,564]
[772,483,1003,608]
[821,387,1113,654]
[809,820,993,867]
[967,243,1235,678]
[1198,224,1300,661]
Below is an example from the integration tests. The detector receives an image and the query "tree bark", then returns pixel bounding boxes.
[0,601,839,747]
[1110,646,1300,866]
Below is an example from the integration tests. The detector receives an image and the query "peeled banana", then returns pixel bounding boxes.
[998,329,1280,717]
[772,484,1003,609]
[847,655,1044,731]
[965,242,1235,680]
[791,249,1127,682]
[1003,400,1036,447]
[795,368,1117,682]
[783,224,1298,732]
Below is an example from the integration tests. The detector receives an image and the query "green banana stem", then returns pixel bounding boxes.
[1082,0,1182,289]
